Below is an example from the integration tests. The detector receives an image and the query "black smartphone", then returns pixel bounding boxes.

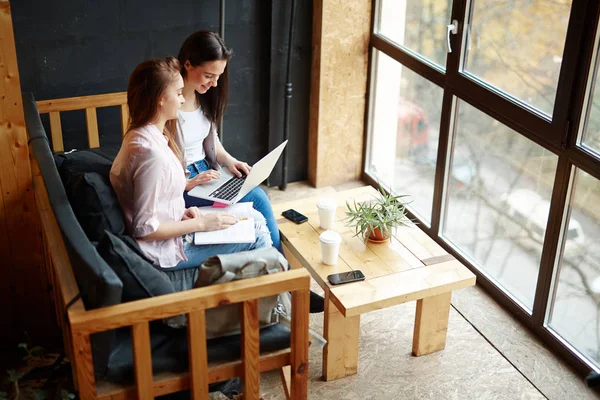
[327,270,366,285]
[281,209,308,224]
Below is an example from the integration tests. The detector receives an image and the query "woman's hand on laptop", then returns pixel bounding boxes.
[185,170,221,191]
[226,158,251,178]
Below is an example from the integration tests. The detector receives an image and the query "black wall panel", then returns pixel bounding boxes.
[12,0,311,184]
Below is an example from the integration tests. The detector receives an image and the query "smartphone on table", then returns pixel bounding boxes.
[281,209,308,224]
[327,270,366,285]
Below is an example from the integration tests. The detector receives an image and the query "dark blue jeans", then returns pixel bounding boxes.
[183,159,282,251]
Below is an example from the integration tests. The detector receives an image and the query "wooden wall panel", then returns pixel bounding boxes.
[308,0,371,187]
[0,0,51,349]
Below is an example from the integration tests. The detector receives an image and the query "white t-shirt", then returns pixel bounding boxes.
[179,107,211,166]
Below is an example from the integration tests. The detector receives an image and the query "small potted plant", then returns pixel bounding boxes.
[345,184,411,243]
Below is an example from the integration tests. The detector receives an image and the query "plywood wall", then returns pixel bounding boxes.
[308,0,372,187]
[0,0,55,349]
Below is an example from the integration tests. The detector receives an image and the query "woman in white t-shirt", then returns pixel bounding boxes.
[170,30,282,252]
[168,30,325,313]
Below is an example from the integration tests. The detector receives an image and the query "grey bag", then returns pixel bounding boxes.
[194,246,289,339]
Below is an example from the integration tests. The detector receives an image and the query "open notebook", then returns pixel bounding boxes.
[193,202,256,245]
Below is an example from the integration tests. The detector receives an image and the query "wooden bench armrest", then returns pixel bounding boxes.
[70,268,310,400]
[68,268,311,334]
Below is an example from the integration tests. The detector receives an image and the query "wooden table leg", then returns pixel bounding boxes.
[412,291,452,356]
[323,287,360,381]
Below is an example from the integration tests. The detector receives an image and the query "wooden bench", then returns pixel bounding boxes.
[273,186,477,381]
[25,92,311,399]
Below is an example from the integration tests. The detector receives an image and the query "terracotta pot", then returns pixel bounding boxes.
[367,227,390,243]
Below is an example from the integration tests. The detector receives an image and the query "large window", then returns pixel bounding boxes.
[366,0,600,373]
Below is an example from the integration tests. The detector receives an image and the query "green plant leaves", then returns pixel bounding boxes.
[345,183,412,242]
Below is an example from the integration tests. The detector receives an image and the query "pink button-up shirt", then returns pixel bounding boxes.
[110,124,187,268]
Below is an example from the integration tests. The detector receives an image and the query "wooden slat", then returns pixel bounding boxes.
[120,103,129,136]
[72,332,96,400]
[95,350,291,400]
[271,185,375,217]
[187,310,209,399]
[70,269,311,334]
[413,292,452,356]
[131,322,153,399]
[329,260,476,317]
[290,288,309,398]
[31,164,84,313]
[85,107,100,148]
[48,111,64,152]
[35,92,127,114]
[279,220,353,289]
[241,300,260,400]
[31,164,82,389]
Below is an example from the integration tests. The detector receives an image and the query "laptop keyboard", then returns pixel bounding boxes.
[209,173,247,201]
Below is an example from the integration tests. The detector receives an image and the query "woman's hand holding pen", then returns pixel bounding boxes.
[184,207,238,231]
[185,170,220,191]
[197,212,238,231]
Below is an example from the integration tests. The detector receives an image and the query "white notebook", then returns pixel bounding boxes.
[193,203,256,245]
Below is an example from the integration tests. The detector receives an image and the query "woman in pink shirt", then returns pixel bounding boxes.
[110,57,271,291]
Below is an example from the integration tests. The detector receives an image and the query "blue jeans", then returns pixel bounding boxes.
[173,232,272,271]
[183,159,282,251]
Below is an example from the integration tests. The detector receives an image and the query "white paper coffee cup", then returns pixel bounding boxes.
[319,230,342,265]
[317,198,337,230]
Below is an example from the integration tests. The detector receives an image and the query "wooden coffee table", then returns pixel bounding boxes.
[273,186,476,381]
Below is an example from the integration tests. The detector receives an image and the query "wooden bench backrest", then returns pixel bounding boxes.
[36,92,128,152]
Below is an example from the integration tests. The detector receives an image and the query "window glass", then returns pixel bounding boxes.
[579,28,600,158]
[377,0,452,69]
[547,169,600,367]
[442,100,559,311]
[463,0,572,115]
[366,51,443,225]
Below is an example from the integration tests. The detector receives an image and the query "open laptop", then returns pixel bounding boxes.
[187,140,288,205]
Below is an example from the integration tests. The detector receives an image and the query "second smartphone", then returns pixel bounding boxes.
[327,270,366,285]
[281,209,308,224]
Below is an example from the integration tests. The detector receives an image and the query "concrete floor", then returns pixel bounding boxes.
[261,181,599,400]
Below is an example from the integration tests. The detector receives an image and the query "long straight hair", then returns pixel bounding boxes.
[127,56,183,162]
[177,30,233,125]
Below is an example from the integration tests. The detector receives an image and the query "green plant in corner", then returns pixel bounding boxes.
[345,183,411,243]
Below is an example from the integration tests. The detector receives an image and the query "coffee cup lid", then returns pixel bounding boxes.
[319,230,341,244]
[317,198,337,210]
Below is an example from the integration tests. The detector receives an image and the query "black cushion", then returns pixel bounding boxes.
[97,231,175,302]
[64,171,125,242]
[55,146,119,179]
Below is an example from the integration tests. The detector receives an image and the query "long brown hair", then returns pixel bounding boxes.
[177,30,233,125]
[127,56,183,162]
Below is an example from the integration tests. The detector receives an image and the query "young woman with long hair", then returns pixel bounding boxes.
[170,32,324,311]
[167,30,282,252]
[110,57,271,291]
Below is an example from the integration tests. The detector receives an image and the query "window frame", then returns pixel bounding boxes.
[363,0,600,374]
